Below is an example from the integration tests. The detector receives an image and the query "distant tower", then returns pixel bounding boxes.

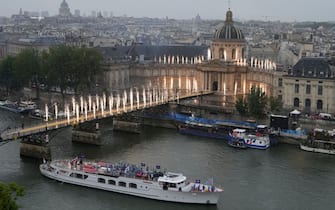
[211,9,246,61]
[59,0,71,17]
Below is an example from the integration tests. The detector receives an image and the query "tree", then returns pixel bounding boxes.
[0,181,24,210]
[235,86,268,118]
[235,96,248,116]
[46,45,103,101]
[0,56,21,96]
[269,96,283,114]
[13,49,43,99]
[46,45,75,102]
[247,86,267,118]
[71,47,103,94]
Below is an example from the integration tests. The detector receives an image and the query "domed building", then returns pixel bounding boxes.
[59,0,71,17]
[101,8,277,113]
[211,9,246,61]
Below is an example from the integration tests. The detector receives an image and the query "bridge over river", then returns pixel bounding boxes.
[0,90,213,142]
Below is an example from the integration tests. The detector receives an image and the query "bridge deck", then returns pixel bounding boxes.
[0,91,213,141]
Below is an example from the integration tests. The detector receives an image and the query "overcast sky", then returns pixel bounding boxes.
[1,0,334,22]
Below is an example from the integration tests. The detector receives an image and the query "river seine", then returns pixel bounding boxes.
[1,109,335,210]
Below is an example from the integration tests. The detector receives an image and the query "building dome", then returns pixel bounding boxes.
[61,0,69,7]
[214,9,244,41]
[59,0,71,17]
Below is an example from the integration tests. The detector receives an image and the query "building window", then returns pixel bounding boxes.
[278,78,283,87]
[219,48,225,59]
[232,48,236,59]
[306,84,311,94]
[317,100,323,110]
[294,84,299,94]
[318,85,323,95]
[212,81,218,91]
[278,95,282,101]
[294,98,300,107]
[305,99,311,108]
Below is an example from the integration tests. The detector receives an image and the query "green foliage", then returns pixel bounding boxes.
[0,56,21,94]
[0,45,103,100]
[235,86,268,118]
[0,181,25,210]
[43,45,103,96]
[269,96,283,114]
[247,86,267,118]
[13,48,42,87]
[235,96,248,116]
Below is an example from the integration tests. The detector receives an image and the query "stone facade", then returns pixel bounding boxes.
[102,9,277,110]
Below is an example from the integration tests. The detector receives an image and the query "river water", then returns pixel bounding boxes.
[1,109,335,210]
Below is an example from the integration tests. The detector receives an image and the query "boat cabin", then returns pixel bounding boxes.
[158,172,187,191]
[232,128,246,138]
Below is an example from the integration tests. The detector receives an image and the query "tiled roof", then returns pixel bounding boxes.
[291,57,334,78]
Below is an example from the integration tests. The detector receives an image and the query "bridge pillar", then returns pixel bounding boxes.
[72,122,102,145]
[112,120,141,133]
[20,133,51,160]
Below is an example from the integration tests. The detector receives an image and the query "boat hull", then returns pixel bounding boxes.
[40,163,221,204]
[178,127,230,141]
[300,144,335,155]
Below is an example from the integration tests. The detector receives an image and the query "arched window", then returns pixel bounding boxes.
[212,81,218,91]
[317,100,323,110]
[294,98,300,107]
[242,48,245,58]
[232,48,236,60]
[219,48,225,59]
[305,99,311,108]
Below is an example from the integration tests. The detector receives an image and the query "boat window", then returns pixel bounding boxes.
[119,181,126,187]
[129,183,137,189]
[168,183,177,188]
[70,173,88,179]
[98,178,106,183]
[108,180,116,185]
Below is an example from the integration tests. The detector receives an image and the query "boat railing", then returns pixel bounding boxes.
[65,159,165,182]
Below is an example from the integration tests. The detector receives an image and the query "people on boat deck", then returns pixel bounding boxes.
[192,183,215,192]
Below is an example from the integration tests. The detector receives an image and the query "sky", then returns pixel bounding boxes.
[1,0,335,22]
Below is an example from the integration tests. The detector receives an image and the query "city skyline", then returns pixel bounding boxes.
[1,0,335,22]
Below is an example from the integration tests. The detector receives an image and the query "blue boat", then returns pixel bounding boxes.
[230,128,270,150]
[177,121,231,141]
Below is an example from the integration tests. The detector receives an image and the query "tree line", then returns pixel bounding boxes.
[0,46,103,100]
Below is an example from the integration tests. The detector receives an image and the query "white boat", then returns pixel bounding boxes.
[300,140,335,155]
[19,100,37,113]
[230,128,270,150]
[40,159,223,204]
[0,100,23,113]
